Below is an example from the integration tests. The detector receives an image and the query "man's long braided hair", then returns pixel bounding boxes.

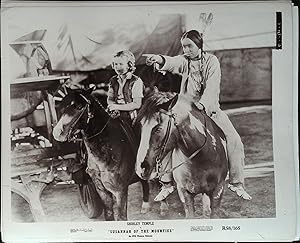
[181,30,205,95]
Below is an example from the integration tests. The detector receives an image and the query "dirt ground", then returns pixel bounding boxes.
[11,108,275,222]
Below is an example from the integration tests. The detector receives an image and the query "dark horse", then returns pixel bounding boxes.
[135,92,228,218]
[53,87,150,221]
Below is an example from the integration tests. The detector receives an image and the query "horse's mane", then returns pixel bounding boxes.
[136,91,178,122]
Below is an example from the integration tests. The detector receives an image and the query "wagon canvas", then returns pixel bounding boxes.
[1,1,298,242]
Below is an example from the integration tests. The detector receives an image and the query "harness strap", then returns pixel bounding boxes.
[85,118,110,140]
[156,110,208,180]
[67,104,89,142]
[157,144,204,179]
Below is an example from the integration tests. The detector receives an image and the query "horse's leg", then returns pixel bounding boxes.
[159,199,169,217]
[120,188,129,221]
[93,178,114,221]
[140,179,151,214]
[129,174,150,214]
[202,193,211,218]
[177,187,195,219]
[209,181,225,219]
[95,188,114,220]
[184,191,195,219]
[115,189,128,221]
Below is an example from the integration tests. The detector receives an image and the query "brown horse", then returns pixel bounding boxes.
[53,87,150,221]
[135,92,228,218]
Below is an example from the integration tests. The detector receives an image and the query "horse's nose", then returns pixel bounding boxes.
[53,125,66,142]
[52,126,60,141]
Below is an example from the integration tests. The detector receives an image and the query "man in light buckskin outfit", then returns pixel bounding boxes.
[144,30,252,201]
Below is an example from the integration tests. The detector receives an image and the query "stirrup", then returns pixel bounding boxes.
[154,185,175,201]
[228,183,252,200]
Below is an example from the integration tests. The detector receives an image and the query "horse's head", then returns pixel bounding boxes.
[135,91,179,180]
[53,86,99,142]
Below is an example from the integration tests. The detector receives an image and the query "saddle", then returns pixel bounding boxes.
[192,102,226,140]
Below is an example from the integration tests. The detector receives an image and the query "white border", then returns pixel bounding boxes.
[1,1,298,242]
[292,5,299,240]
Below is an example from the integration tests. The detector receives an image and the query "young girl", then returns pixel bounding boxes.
[107,50,144,125]
[144,30,252,201]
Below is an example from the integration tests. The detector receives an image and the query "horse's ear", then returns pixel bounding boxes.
[144,86,156,99]
[153,86,159,93]
[86,84,96,94]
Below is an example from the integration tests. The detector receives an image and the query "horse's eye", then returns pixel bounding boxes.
[76,104,83,109]
[153,126,162,134]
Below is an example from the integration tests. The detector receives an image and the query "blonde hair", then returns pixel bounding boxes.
[112,50,136,72]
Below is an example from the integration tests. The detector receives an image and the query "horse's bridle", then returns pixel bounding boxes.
[66,94,110,141]
[154,108,208,179]
[66,102,89,142]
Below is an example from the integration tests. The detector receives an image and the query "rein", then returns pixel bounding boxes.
[155,109,208,180]
[84,118,110,140]
[83,94,111,140]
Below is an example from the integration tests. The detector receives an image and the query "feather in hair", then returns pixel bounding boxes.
[199,13,213,35]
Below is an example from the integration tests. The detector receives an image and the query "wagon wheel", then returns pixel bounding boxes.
[78,177,103,219]
[76,142,103,218]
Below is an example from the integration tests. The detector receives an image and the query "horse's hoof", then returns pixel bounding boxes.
[141,202,151,214]
[141,208,150,214]
[159,200,169,217]
[203,209,211,218]
[160,210,168,217]
[159,206,169,217]
[210,213,219,219]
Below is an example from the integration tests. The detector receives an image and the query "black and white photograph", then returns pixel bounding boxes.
[1,1,299,242]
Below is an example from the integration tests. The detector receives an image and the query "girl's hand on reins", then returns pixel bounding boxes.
[107,109,120,119]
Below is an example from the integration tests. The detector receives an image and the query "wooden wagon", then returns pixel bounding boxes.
[8,30,106,221]
[10,75,104,222]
